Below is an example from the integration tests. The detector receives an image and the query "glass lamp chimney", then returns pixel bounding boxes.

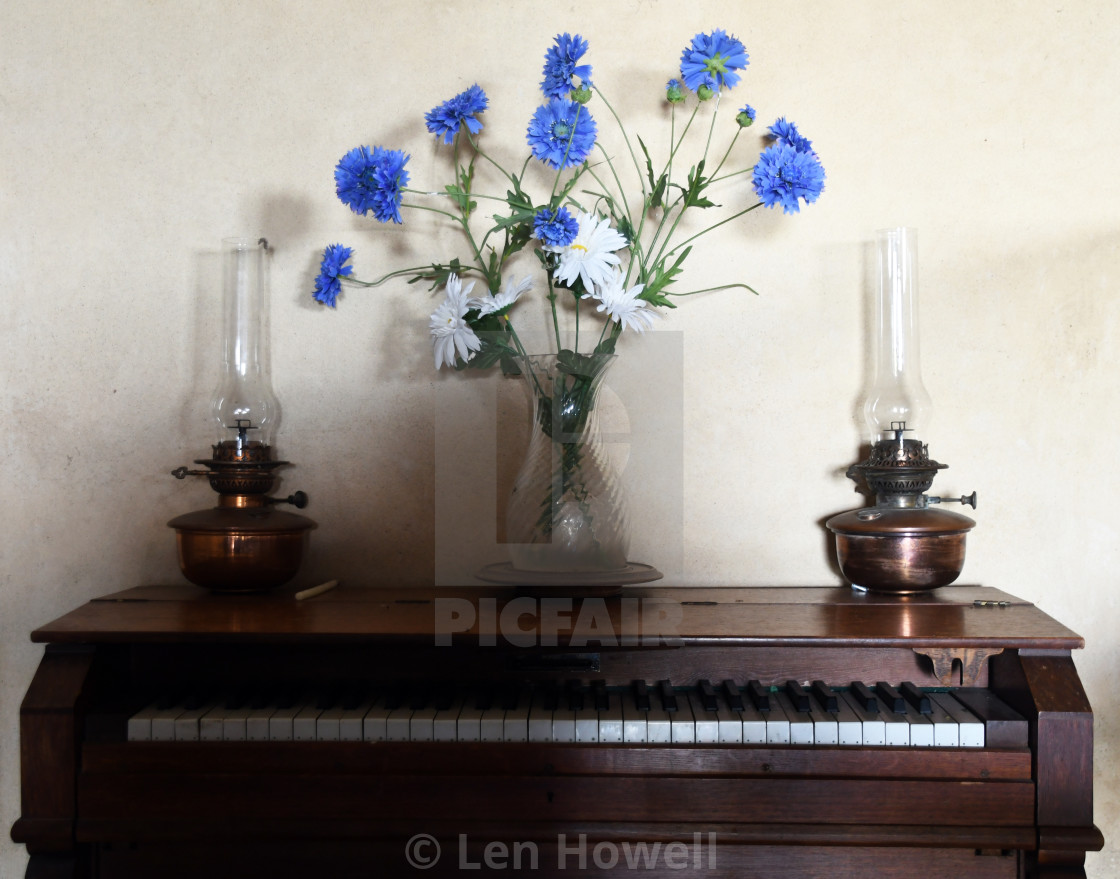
[863,227,932,445]
[211,237,280,456]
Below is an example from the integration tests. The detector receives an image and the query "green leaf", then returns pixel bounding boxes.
[637,135,667,209]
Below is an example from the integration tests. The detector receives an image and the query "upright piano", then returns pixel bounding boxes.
[11,584,1103,878]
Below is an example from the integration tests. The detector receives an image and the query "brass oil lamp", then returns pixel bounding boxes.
[827,228,975,593]
[169,238,314,592]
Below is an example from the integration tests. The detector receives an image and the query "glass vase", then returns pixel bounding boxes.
[506,353,630,572]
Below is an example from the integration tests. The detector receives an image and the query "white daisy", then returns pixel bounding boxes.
[429,274,482,369]
[469,274,532,317]
[548,211,628,294]
[591,270,660,334]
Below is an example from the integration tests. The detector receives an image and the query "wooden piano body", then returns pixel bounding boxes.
[11,584,1103,878]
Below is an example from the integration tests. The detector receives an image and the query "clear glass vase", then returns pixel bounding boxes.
[506,353,630,572]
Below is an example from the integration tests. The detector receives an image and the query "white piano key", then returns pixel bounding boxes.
[597,691,624,743]
[454,696,484,743]
[222,701,253,742]
[316,704,346,742]
[930,692,983,747]
[804,695,838,746]
[432,695,466,743]
[830,695,864,746]
[551,704,577,743]
[151,702,186,742]
[502,692,531,743]
[670,693,695,744]
[479,702,506,743]
[384,702,414,742]
[338,699,374,742]
[174,701,215,742]
[293,702,325,742]
[410,701,440,742]
[775,692,813,745]
[839,691,884,747]
[645,694,672,744]
[687,692,718,744]
[269,699,309,741]
[762,697,791,745]
[926,697,960,747]
[527,691,555,743]
[622,692,648,743]
[574,704,599,742]
[246,702,278,742]
[907,712,935,747]
[735,698,767,744]
[126,701,160,741]
[361,695,392,742]
[200,704,230,742]
[713,695,744,744]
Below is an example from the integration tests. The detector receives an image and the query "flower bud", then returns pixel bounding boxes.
[571,84,592,105]
[696,83,715,101]
[665,78,685,104]
[736,104,756,128]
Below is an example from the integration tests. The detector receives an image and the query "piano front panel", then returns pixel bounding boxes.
[13,586,1104,879]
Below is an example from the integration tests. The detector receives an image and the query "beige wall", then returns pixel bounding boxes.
[2,1,1117,874]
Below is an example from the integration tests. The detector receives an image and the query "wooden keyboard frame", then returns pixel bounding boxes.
[11,584,1104,878]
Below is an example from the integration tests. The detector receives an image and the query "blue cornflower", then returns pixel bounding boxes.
[541,33,592,99]
[736,105,757,128]
[533,206,579,248]
[526,98,597,170]
[752,142,826,215]
[312,243,354,308]
[334,145,410,224]
[425,84,489,144]
[767,117,815,155]
[679,29,748,93]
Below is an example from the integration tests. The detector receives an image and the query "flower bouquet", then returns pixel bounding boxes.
[313,29,824,575]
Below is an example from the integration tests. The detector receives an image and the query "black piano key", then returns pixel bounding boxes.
[746,680,770,712]
[632,680,651,712]
[785,680,811,713]
[696,679,718,712]
[384,684,408,711]
[851,681,879,713]
[658,679,678,713]
[875,682,907,714]
[473,687,493,712]
[539,682,560,712]
[499,686,520,711]
[811,680,838,713]
[722,680,744,711]
[566,679,584,712]
[316,689,340,711]
[592,679,609,711]
[900,682,932,715]
[432,686,455,712]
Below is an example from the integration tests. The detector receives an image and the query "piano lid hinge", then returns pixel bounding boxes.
[913,646,1004,686]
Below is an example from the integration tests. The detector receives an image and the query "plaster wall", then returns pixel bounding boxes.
[2,2,1117,875]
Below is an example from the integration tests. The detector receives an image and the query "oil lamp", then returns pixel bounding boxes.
[168,237,314,592]
[826,228,976,593]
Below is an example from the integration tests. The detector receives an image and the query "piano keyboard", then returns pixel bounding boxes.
[126,679,1021,748]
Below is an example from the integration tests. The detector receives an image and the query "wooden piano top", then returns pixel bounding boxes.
[29,584,1084,650]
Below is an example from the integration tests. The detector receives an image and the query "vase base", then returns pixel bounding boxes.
[476,562,662,597]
